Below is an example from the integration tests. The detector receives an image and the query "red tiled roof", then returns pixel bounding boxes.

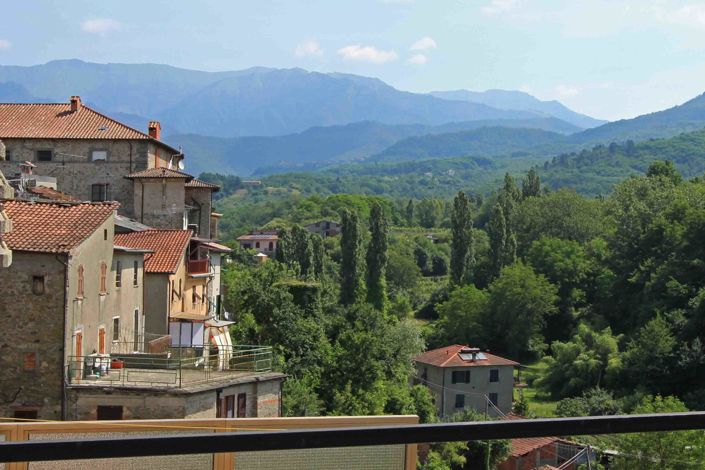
[185,178,220,191]
[3,200,118,253]
[0,101,177,153]
[502,415,577,458]
[114,230,191,273]
[414,344,519,368]
[125,167,194,180]
[26,186,77,201]
[237,233,279,241]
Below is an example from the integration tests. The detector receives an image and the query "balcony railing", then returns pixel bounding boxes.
[188,258,210,274]
[1,413,704,467]
[66,345,273,389]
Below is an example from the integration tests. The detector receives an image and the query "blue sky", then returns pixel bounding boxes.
[2,0,705,120]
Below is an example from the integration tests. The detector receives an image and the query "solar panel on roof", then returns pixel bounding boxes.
[458,352,487,361]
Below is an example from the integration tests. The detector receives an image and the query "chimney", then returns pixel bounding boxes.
[148,121,161,140]
[70,96,81,112]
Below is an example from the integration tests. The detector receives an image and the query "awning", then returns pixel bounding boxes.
[206,319,235,328]
[169,312,214,321]
[202,241,232,253]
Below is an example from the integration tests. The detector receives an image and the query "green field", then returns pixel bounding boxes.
[516,360,559,417]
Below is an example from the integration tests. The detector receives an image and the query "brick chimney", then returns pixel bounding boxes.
[70,96,81,112]
[148,121,161,140]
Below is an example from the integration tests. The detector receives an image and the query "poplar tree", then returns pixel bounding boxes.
[488,203,507,277]
[340,209,363,305]
[450,191,474,285]
[522,168,541,199]
[406,199,414,226]
[366,202,389,311]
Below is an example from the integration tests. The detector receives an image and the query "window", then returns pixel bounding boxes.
[454,394,465,409]
[112,317,120,341]
[104,229,108,241]
[255,241,260,248]
[422,367,428,382]
[5,149,11,161]
[32,275,45,295]
[451,370,470,384]
[133,309,140,351]
[23,352,37,370]
[91,183,109,202]
[77,265,84,298]
[36,150,52,162]
[192,286,197,306]
[98,328,106,354]
[225,395,235,418]
[14,409,38,420]
[489,369,499,383]
[97,405,123,420]
[115,261,122,287]
[99,262,107,293]
[237,393,247,418]
[171,280,175,302]
[489,393,498,407]
[268,241,274,251]
[133,261,139,286]
[91,150,107,161]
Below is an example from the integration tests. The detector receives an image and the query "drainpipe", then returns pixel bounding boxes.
[441,369,446,418]
[55,253,69,421]
[139,179,145,223]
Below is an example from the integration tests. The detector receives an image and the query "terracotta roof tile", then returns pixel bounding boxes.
[0,101,177,153]
[114,230,191,273]
[26,186,77,201]
[185,178,220,191]
[415,344,519,368]
[125,167,194,180]
[3,200,118,253]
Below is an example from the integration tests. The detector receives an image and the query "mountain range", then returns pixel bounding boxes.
[1,59,705,177]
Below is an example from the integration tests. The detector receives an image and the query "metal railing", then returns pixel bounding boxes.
[66,345,273,388]
[0,413,704,464]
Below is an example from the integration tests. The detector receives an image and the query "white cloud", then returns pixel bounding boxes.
[337,45,398,64]
[407,54,428,65]
[81,18,121,36]
[481,0,521,16]
[410,36,437,51]
[0,39,10,50]
[652,4,705,28]
[555,84,580,97]
[295,40,323,57]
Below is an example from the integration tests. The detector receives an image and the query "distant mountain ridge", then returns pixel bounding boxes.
[0,59,596,138]
[168,117,581,176]
[430,89,607,129]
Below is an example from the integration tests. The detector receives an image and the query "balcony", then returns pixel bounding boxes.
[67,345,273,389]
[187,258,210,275]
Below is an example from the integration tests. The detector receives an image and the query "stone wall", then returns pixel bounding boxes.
[133,179,185,229]
[66,388,217,420]
[185,187,213,239]
[0,138,150,217]
[0,252,67,420]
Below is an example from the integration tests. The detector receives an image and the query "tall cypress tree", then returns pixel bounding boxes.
[488,203,507,277]
[406,199,414,226]
[521,168,541,199]
[366,202,389,311]
[340,209,363,305]
[450,191,474,285]
[311,234,325,279]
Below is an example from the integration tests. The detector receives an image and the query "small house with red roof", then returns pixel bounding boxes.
[415,344,519,417]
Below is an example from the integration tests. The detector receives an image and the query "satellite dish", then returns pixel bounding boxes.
[177,160,185,170]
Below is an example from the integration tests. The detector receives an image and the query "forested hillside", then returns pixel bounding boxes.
[216,165,705,467]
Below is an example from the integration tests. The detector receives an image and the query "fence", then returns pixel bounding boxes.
[66,345,273,389]
[0,415,418,470]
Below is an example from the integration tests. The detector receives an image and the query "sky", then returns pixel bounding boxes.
[2,0,705,121]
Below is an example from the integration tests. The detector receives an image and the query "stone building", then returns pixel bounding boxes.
[0,97,183,219]
[305,220,341,238]
[0,200,120,420]
[414,345,519,418]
